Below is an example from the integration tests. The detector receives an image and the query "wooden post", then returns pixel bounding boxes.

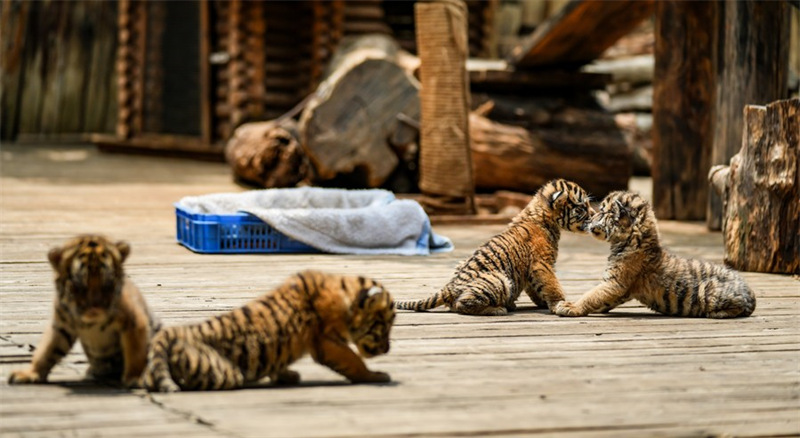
[706,0,790,230]
[415,0,475,215]
[709,98,799,275]
[652,1,716,220]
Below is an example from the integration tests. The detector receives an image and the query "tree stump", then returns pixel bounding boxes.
[707,0,790,230]
[224,119,311,188]
[298,34,420,187]
[709,98,799,275]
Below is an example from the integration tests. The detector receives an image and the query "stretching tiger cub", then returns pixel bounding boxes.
[396,179,595,316]
[141,270,394,392]
[555,191,756,318]
[8,235,160,387]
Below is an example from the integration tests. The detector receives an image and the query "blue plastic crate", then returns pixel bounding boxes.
[175,205,318,254]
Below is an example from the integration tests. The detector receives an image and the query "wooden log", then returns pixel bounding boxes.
[708,98,799,275]
[507,0,655,68]
[224,119,311,188]
[706,0,790,230]
[298,34,419,187]
[652,1,716,220]
[469,113,631,198]
[415,0,475,215]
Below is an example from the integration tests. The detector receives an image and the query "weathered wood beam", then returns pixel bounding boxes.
[507,0,655,69]
[652,1,716,220]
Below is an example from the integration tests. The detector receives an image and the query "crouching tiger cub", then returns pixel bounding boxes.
[8,235,160,387]
[141,270,395,392]
[396,179,595,316]
[555,191,756,319]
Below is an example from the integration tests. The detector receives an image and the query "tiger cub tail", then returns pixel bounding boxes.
[395,292,444,312]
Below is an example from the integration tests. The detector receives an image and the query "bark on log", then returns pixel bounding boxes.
[652,1,716,220]
[706,0,790,230]
[709,98,799,275]
[224,119,311,188]
[469,113,631,198]
[298,34,420,187]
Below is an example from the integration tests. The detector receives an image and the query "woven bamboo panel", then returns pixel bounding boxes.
[416,0,475,213]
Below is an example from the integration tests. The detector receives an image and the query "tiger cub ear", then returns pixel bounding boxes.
[358,286,384,309]
[614,200,633,227]
[47,246,64,269]
[115,241,131,263]
[550,190,565,207]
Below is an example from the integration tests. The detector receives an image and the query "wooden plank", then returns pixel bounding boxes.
[507,0,655,69]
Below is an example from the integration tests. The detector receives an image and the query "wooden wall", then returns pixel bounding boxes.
[1,0,118,141]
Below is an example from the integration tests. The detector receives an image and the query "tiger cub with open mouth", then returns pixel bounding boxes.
[8,235,160,387]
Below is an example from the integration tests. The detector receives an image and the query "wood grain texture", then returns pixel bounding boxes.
[706,0,790,230]
[469,113,630,198]
[711,98,799,274]
[507,0,655,68]
[652,1,716,220]
[298,34,418,187]
[0,143,798,437]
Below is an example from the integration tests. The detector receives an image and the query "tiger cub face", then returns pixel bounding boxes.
[48,235,130,324]
[348,281,395,358]
[549,179,595,233]
[588,191,652,243]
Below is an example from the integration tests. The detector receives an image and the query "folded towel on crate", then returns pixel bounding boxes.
[176,187,454,255]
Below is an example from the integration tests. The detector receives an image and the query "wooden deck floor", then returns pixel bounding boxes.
[1,143,798,438]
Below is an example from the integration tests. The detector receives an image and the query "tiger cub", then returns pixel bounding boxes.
[141,270,395,392]
[555,191,756,318]
[8,235,160,387]
[396,179,595,316]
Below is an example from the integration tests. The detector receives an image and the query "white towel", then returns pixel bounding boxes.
[177,187,453,256]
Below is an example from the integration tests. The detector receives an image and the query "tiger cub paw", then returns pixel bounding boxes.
[156,380,181,393]
[352,370,391,384]
[122,375,142,389]
[274,369,301,385]
[8,369,44,384]
[554,301,581,317]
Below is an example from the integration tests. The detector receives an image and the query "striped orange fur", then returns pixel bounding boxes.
[141,270,394,392]
[396,179,595,316]
[555,191,756,318]
[8,235,160,387]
